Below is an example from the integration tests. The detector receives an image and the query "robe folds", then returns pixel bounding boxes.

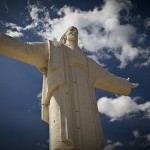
[0,34,132,150]
[41,41,131,150]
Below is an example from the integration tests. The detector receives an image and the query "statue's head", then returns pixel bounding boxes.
[60,26,78,45]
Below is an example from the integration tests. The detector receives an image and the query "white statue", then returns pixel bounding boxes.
[0,26,138,150]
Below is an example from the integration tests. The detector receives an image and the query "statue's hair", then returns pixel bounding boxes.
[60,31,67,44]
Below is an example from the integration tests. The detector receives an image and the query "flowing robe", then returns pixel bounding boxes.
[42,41,131,150]
[0,34,132,150]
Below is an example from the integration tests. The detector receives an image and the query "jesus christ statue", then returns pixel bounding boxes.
[0,26,138,150]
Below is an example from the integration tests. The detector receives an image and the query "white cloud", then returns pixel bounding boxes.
[3,0,149,68]
[6,30,23,38]
[144,17,150,28]
[5,22,22,31]
[29,5,39,20]
[87,54,106,67]
[2,22,23,38]
[140,58,150,67]
[103,140,122,150]
[139,102,150,119]
[25,3,49,30]
[37,92,42,106]
[138,33,147,44]
[135,47,150,67]
[24,21,38,30]
[27,92,42,112]
[130,130,150,147]
[132,130,140,138]
[23,0,139,68]
[37,92,42,99]
[27,1,46,21]
[97,96,150,121]
[3,3,47,37]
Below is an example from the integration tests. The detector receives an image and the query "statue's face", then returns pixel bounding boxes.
[65,26,78,43]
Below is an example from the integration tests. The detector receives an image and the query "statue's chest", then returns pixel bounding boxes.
[49,41,87,72]
[66,48,87,71]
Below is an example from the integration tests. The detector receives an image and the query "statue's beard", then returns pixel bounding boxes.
[67,36,78,43]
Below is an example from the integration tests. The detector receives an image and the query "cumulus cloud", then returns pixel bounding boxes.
[2,0,149,68]
[25,2,48,30]
[35,0,139,68]
[3,22,23,37]
[130,130,150,147]
[97,96,150,121]
[87,53,106,67]
[5,22,22,31]
[134,46,150,67]
[139,102,150,119]
[6,30,23,38]
[28,5,39,20]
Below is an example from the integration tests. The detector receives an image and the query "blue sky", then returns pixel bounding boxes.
[0,0,150,150]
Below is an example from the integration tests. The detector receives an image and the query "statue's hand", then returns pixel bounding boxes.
[131,83,139,88]
[126,78,139,88]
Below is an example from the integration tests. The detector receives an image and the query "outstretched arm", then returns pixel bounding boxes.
[0,34,49,70]
[88,58,138,96]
